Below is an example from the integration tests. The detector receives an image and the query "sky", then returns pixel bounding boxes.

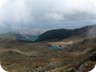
[0,0,96,33]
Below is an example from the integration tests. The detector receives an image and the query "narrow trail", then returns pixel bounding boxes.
[0,48,36,56]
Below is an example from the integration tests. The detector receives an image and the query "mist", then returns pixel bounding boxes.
[0,0,96,33]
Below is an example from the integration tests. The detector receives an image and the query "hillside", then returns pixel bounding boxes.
[0,25,96,72]
[2,25,95,42]
[36,25,96,41]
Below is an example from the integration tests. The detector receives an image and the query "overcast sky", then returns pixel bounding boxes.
[0,0,96,31]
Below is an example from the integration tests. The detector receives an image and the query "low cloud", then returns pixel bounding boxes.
[0,0,96,30]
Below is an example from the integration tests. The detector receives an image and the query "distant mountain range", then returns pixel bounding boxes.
[0,25,96,42]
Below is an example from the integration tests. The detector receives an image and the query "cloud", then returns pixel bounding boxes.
[0,0,33,23]
[0,0,96,30]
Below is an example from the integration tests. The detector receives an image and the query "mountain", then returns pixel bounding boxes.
[36,25,96,41]
[0,32,38,42]
[36,29,74,41]
[0,25,96,42]
[16,34,38,42]
[0,32,18,41]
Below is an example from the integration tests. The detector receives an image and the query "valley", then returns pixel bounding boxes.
[0,25,96,72]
